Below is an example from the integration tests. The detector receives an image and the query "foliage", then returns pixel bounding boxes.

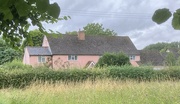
[176,56,180,65]
[152,8,180,30]
[143,42,180,52]
[0,48,22,65]
[96,52,130,67]
[0,0,63,47]
[0,69,103,88]
[0,39,22,65]
[1,59,31,70]
[1,66,180,88]
[66,31,78,35]
[21,29,44,49]
[152,8,172,24]
[108,66,154,81]
[144,42,180,66]
[0,39,6,47]
[83,23,117,36]
[143,42,168,51]
[165,52,176,66]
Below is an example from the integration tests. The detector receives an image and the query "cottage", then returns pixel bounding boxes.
[23,31,140,69]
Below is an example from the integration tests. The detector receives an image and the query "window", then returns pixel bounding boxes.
[38,56,46,63]
[68,55,77,60]
[129,55,135,60]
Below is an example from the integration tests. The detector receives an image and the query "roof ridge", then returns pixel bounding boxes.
[47,34,129,38]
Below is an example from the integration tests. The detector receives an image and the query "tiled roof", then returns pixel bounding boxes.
[47,35,139,55]
[139,50,164,66]
[27,47,51,55]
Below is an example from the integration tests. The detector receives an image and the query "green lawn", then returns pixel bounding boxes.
[0,80,180,104]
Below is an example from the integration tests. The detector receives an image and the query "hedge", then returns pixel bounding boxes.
[0,66,180,88]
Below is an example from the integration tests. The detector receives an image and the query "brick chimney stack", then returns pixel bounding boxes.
[78,30,85,40]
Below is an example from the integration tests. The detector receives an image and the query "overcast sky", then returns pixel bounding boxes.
[43,0,180,49]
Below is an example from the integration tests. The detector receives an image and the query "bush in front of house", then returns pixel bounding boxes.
[96,52,130,67]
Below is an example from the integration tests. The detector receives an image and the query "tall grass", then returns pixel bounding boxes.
[0,80,180,104]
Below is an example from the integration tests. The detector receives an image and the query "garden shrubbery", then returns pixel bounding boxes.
[96,52,130,67]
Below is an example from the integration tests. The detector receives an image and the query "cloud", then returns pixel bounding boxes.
[45,0,180,49]
[127,20,180,49]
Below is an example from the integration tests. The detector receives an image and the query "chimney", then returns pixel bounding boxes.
[78,30,85,40]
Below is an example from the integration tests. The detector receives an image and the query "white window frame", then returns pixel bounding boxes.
[129,55,135,60]
[68,55,77,61]
[38,56,46,63]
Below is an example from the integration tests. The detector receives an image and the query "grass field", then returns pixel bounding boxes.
[0,80,180,104]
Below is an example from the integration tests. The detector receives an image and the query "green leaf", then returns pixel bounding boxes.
[0,0,10,8]
[28,0,36,4]
[152,8,172,24]
[47,3,60,18]
[63,16,68,20]
[1,8,13,20]
[36,0,49,13]
[15,0,30,17]
[24,24,30,31]
[172,9,180,30]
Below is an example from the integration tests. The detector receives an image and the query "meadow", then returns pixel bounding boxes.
[0,80,180,104]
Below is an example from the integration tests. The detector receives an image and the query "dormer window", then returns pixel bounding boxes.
[68,55,77,60]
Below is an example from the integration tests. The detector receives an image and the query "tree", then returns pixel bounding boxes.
[96,52,130,67]
[21,29,44,49]
[83,23,117,36]
[143,42,180,52]
[0,39,6,48]
[66,31,78,35]
[152,8,180,30]
[0,0,64,47]
[165,52,176,66]
[176,56,180,66]
[0,38,22,65]
[143,42,168,51]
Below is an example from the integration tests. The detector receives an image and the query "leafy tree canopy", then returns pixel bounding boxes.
[165,52,176,66]
[143,42,180,52]
[152,8,180,30]
[83,23,117,36]
[66,31,78,35]
[21,29,44,49]
[0,38,22,65]
[0,0,64,48]
[0,38,6,48]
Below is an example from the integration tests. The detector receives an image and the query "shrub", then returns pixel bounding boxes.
[0,48,22,65]
[1,59,32,70]
[96,52,130,67]
[107,66,154,81]
[165,52,176,66]
[1,66,180,88]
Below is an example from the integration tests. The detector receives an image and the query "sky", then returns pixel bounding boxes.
[42,0,180,49]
